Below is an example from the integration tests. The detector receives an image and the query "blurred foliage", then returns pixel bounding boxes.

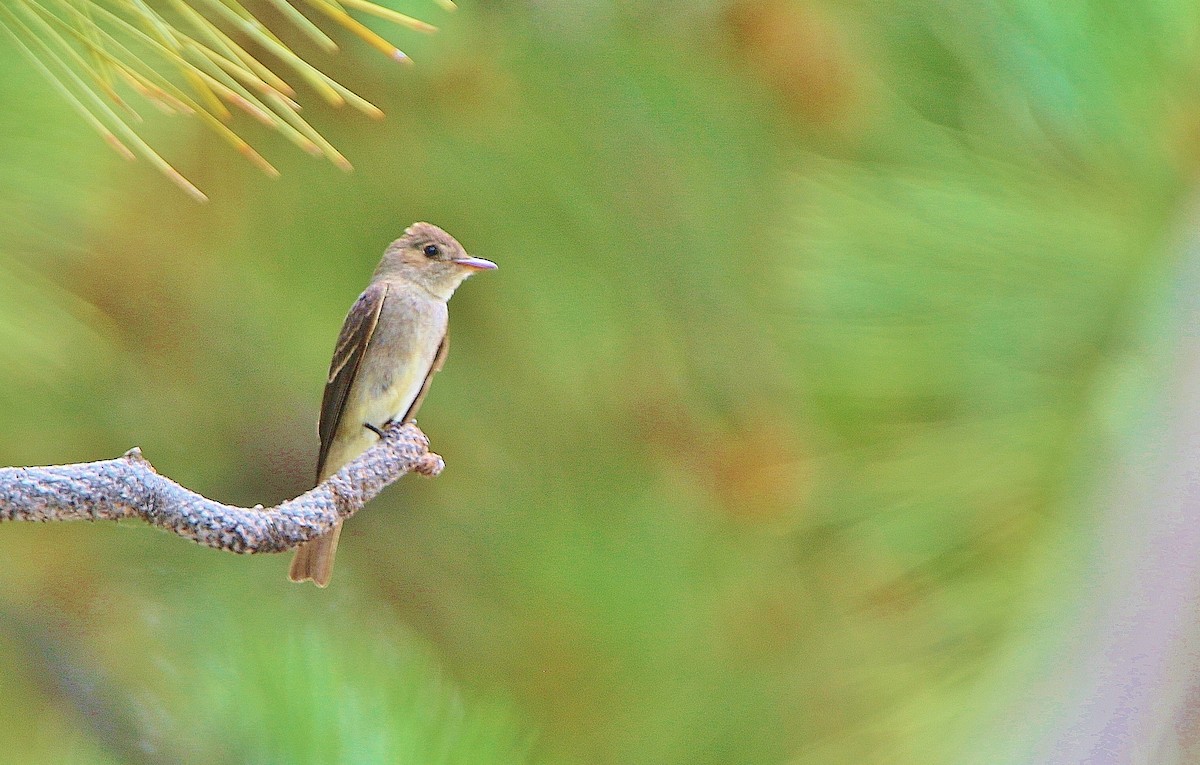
[2,0,1200,763]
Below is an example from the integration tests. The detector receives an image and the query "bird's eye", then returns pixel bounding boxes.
[423,244,441,258]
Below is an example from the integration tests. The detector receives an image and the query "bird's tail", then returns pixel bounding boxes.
[288,521,343,587]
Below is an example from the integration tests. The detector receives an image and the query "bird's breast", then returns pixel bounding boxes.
[354,291,446,424]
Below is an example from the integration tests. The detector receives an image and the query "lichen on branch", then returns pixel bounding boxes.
[0,421,442,553]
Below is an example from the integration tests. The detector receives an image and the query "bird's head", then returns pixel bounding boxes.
[379,222,496,299]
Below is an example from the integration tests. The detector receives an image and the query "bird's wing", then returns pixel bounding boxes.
[400,330,448,424]
[315,280,389,482]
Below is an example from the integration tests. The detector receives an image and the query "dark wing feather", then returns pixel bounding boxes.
[315,281,389,482]
[400,330,448,424]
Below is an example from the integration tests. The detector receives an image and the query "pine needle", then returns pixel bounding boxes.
[265,91,353,169]
[69,0,133,114]
[0,10,136,160]
[339,0,436,34]
[262,0,338,53]
[169,0,295,98]
[0,2,207,200]
[3,0,442,199]
[122,0,229,119]
[45,0,280,176]
[194,0,345,105]
[303,0,410,62]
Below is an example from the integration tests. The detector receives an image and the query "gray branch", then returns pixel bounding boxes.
[0,422,442,554]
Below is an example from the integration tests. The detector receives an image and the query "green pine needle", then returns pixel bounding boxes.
[0,0,445,199]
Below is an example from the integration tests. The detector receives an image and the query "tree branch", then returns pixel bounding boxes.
[0,422,442,554]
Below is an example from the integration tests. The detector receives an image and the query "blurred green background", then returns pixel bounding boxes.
[3,1,1200,763]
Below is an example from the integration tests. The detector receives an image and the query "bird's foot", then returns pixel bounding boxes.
[363,422,386,439]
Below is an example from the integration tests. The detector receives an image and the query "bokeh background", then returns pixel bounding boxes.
[3,1,1200,763]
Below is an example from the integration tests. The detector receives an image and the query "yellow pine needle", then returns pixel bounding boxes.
[128,80,279,178]
[184,33,286,105]
[302,0,410,62]
[117,69,183,113]
[225,14,379,118]
[185,49,286,126]
[191,105,281,176]
[224,26,380,117]
[258,105,324,156]
[18,0,144,122]
[192,63,276,124]
[159,166,208,202]
[169,0,296,98]
[50,5,276,176]
[156,61,249,121]
[264,91,352,169]
[194,0,345,105]
[160,14,364,161]
[53,33,182,116]
[119,63,279,175]
[323,78,383,119]
[299,63,382,117]
[170,0,269,80]
[72,0,272,124]
[110,0,377,117]
[205,25,297,98]
[122,94,276,175]
[164,76,278,175]
[0,4,206,200]
[202,48,302,111]
[210,0,256,23]
[338,0,436,34]
[71,0,110,78]
[236,142,280,176]
[121,0,229,118]
[0,11,135,160]
[188,59,323,155]
[118,0,176,51]
[117,70,193,115]
[70,0,233,98]
[66,0,137,116]
[231,0,382,116]
[52,0,315,162]
[15,0,436,195]
[263,0,338,52]
[212,0,320,62]
[92,66,139,120]
[25,0,268,191]
[46,0,196,114]
[196,47,272,104]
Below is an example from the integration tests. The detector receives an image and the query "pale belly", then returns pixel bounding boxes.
[320,295,445,480]
[321,363,426,478]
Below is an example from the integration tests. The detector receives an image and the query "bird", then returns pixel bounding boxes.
[289,222,496,586]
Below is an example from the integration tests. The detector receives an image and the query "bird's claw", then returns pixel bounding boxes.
[363,422,386,439]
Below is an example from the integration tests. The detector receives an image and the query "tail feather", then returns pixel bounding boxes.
[288,521,343,587]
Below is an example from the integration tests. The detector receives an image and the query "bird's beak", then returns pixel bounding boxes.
[452,256,498,271]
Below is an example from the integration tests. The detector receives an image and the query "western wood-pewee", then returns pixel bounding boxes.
[289,222,496,587]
